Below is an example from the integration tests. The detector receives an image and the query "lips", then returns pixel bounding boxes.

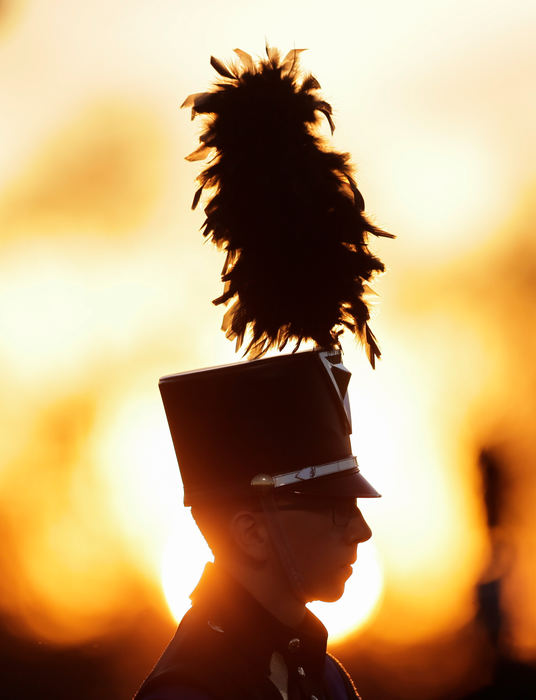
[341,550,357,569]
[341,564,353,581]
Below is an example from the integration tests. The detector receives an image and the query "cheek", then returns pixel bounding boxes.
[279,512,331,559]
[299,546,349,602]
[280,516,348,600]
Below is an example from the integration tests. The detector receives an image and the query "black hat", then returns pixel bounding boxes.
[159,348,380,506]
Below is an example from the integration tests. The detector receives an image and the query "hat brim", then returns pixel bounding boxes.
[278,467,381,499]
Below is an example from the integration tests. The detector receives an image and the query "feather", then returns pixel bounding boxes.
[191,186,203,211]
[317,103,335,133]
[209,56,235,79]
[365,324,380,369]
[185,144,212,162]
[281,48,306,75]
[180,93,206,109]
[265,43,280,64]
[233,48,255,73]
[182,47,393,366]
[301,74,321,92]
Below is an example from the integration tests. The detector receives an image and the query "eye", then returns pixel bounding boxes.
[332,500,359,526]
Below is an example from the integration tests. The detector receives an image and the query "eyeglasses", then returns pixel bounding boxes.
[274,497,362,527]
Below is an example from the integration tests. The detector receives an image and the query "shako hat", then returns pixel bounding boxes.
[160,348,380,506]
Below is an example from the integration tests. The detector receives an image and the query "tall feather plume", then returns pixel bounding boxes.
[182,46,393,367]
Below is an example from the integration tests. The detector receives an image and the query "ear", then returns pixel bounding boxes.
[229,510,270,562]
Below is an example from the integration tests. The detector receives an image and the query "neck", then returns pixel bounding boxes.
[218,558,307,628]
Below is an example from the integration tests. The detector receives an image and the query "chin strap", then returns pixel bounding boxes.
[257,488,306,603]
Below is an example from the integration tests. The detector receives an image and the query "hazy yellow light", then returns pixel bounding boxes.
[344,335,487,641]
[161,515,213,623]
[385,130,502,259]
[0,234,192,385]
[18,514,130,644]
[93,383,181,575]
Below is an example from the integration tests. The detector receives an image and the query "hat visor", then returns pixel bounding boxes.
[278,466,380,499]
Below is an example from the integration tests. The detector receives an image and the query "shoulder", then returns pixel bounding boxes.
[325,653,362,700]
[134,609,251,700]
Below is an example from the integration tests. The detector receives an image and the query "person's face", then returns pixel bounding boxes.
[274,497,372,603]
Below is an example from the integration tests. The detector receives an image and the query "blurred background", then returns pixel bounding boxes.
[1,1,535,698]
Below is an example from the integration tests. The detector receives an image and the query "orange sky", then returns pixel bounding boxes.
[0,0,535,664]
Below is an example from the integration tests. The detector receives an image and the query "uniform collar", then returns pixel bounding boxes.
[190,562,328,680]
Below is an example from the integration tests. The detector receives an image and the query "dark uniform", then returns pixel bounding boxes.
[135,563,360,700]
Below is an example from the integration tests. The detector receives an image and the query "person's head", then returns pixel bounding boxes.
[162,348,380,608]
[192,492,372,604]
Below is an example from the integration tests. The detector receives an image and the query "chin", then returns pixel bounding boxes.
[317,590,345,603]
[310,578,347,603]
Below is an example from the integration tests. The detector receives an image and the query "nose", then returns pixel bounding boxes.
[346,507,372,544]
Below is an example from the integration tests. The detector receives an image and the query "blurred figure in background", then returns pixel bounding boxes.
[463,448,536,699]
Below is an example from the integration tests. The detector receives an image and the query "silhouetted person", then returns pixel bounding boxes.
[134,350,377,699]
[135,46,392,700]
